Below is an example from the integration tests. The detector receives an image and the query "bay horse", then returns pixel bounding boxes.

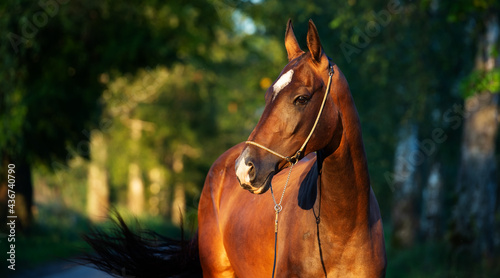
[84,19,386,278]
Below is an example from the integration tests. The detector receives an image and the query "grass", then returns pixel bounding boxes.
[387,240,449,278]
[386,241,500,277]
[385,229,500,278]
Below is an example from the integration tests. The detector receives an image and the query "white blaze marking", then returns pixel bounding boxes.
[272,69,294,101]
[236,155,251,184]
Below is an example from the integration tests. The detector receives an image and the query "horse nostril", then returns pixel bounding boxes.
[247,161,256,182]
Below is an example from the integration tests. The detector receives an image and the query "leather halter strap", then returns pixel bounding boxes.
[246,64,334,165]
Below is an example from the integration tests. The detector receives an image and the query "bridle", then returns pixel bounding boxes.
[244,63,334,278]
[245,63,334,165]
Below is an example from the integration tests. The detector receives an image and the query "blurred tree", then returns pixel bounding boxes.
[126,119,150,216]
[390,124,420,248]
[87,131,109,222]
[380,0,469,248]
[420,162,443,239]
[90,0,279,223]
[0,0,240,225]
[450,3,499,257]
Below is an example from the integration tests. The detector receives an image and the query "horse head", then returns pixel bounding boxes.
[235,19,343,194]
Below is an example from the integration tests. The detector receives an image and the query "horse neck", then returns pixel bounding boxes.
[319,67,371,227]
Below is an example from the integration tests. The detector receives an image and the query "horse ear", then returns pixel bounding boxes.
[306,19,324,63]
[285,19,304,61]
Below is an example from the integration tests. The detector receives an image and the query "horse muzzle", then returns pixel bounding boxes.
[235,147,275,194]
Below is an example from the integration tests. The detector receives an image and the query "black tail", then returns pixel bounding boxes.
[82,212,202,278]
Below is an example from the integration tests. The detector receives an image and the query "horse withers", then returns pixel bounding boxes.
[85,19,387,278]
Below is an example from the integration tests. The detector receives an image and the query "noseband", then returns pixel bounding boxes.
[245,64,335,165]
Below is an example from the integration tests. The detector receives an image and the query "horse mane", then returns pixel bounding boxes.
[298,150,325,210]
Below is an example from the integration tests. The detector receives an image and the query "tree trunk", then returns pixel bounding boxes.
[391,124,420,248]
[451,14,499,257]
[171,150,186,226]
[420,163,443,239]
[171,183,185,226]
[128,162,144,215]
[87,131,109,222]
[15,159,33,230]
[127,119,145,215]
[148,167,164,216]
[1,154,33,231]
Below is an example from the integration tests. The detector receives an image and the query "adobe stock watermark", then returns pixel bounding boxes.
[339,0,404,63]
[7,0,70,54]
[384,93,494,191]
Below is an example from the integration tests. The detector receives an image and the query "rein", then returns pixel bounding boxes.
[245,64,334,278]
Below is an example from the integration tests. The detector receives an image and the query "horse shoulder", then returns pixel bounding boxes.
[198,143,245,278]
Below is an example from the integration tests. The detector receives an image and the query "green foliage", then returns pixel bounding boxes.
[1,0,262,226]
[384,227,500,277]
[0,88,26,157]
[460,68,500,97]
[446,0,500,22]
[0,0,232,166]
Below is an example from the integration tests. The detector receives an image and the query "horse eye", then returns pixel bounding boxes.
[294,96,309,105]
